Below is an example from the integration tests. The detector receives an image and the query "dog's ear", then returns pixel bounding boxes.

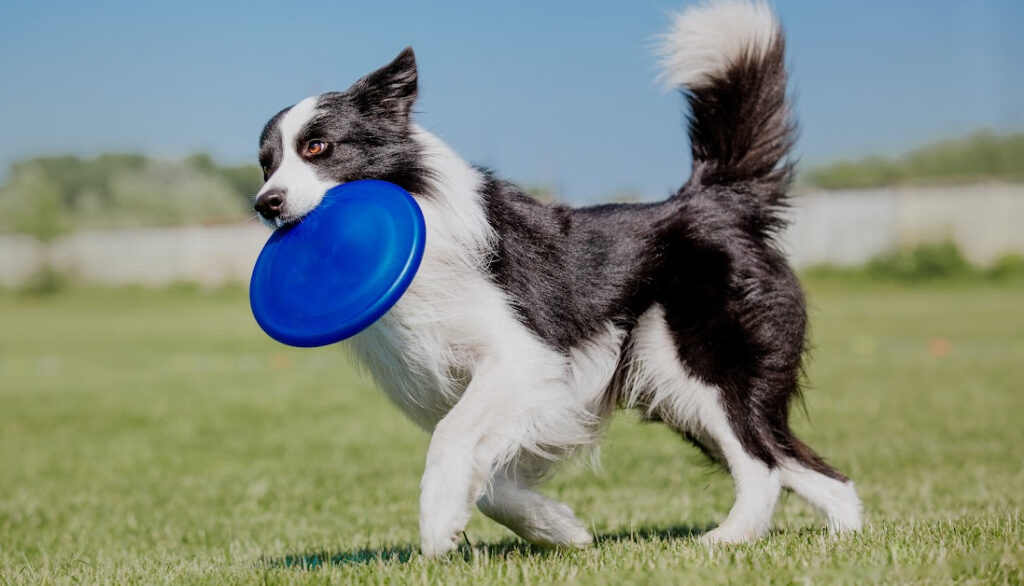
[350,47,418,121]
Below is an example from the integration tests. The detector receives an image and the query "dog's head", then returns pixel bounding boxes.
[254,48,427,225]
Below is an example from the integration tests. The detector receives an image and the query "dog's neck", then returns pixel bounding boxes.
[410,125,494,256]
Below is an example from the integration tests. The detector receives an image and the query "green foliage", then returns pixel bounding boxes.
[17,263,72,296]
[0,154,263,234]
[803,130,1024,189]
[865,241,972,281]
[104,160,247,225]
[804,242,1024,283]
[987,253,1024,281]
[217,163,265,200]
[0,166,72,241]
[524,184,558,203]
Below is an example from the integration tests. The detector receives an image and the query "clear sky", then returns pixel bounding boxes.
[1,0,1021,202]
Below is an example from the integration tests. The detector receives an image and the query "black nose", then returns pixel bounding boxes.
[255,189,285,220]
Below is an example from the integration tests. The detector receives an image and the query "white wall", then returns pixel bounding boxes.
[784,184,1024,267]
[0,224,268,287]
[2,184,1023,287]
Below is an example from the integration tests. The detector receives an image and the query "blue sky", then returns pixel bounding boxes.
[1,0,1021,202]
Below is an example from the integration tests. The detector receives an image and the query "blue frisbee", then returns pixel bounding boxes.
[249,180,425,347]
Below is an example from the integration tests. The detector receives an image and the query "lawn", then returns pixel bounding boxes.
[1,281,1022,584]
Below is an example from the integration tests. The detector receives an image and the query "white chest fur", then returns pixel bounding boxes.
[344,128,495,428]
[345,295,469,430]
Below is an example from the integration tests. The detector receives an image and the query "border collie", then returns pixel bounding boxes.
[254,0,862,557]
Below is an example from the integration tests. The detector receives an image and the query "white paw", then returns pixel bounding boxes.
[418,456,476,558]
[826,508,863,534]
[826,507,863,534]
[420,503,472,558]
[561,523,595,549]
[420,528,461,559]
[826,481,864,535]
[523,502,593,548]
[700,524,758,545]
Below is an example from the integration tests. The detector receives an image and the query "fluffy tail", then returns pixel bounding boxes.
[658,0,795,197]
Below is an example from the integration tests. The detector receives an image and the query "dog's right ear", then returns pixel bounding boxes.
[349,47,418,122]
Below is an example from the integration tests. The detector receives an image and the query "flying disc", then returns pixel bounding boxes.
[249,179,425,347]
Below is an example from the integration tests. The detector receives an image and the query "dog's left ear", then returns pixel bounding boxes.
[350,47,418,121]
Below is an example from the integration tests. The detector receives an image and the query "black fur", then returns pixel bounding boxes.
[258,109,287,180]
[480,175,662,349]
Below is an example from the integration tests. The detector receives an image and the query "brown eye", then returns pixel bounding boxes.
[261,166,271,179]
[305,140,327,156]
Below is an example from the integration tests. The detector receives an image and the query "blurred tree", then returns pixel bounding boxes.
[525,185,558,203]
[107,161,245,226]
[0,165,74,293]
[803,131,1024,189]
[606,190,645,203]
[216,164,264,204]
[0,153,262,234]
[0,165,71,241]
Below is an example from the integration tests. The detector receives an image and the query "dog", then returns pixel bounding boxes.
[253,0,862,557]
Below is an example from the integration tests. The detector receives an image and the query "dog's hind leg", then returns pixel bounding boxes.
[477,468,592,548]
[626,306,782,544]
[697,445,781,545]
[659,398,782,545]
[779,437,862,533]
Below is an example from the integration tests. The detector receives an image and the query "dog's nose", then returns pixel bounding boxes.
[255,189,286,220]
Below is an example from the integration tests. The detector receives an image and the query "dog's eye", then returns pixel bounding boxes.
[261,166,271,180]
[305,140,327,156]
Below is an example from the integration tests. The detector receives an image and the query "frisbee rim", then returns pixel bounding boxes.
[248,180,425,347]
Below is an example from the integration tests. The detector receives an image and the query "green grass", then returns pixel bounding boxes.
[1,282,1022,584]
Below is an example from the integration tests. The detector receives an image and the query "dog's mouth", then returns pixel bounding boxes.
[257,210,303,230]
[259,181,346,229]
[268,213,312,231]
[274,215,300,229]
[266,199,320,229]
[272,196,332,228]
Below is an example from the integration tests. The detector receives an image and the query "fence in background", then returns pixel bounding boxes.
[1,184,1023,287]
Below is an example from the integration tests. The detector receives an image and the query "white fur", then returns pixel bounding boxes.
[623,305,781,542]
[477,470,593,548]
[569,322,627,419]
[781,462,863,534]
[257,96,338,225]
[657,0,778,89]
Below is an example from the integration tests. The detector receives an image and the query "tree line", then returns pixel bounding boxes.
[801,130,1024,190]
[0,154,262,240]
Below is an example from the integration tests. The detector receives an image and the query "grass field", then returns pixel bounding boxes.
[1,281,1022,584]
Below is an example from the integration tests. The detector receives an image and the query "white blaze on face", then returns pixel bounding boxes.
[257,96,339,225]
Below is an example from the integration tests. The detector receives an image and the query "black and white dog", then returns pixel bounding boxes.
[254,0,861,556]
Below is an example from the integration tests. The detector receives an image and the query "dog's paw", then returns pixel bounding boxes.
[418,477,473,558]
[419,525,462,558]
[419,493,471,558]
[825,481,864,535]
[699,524,759,546]
[517,501,594,549]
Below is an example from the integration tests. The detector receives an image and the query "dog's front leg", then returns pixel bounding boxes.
[418,359,530,558]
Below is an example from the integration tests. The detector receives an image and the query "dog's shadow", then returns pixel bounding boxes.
[265,524,710,569]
